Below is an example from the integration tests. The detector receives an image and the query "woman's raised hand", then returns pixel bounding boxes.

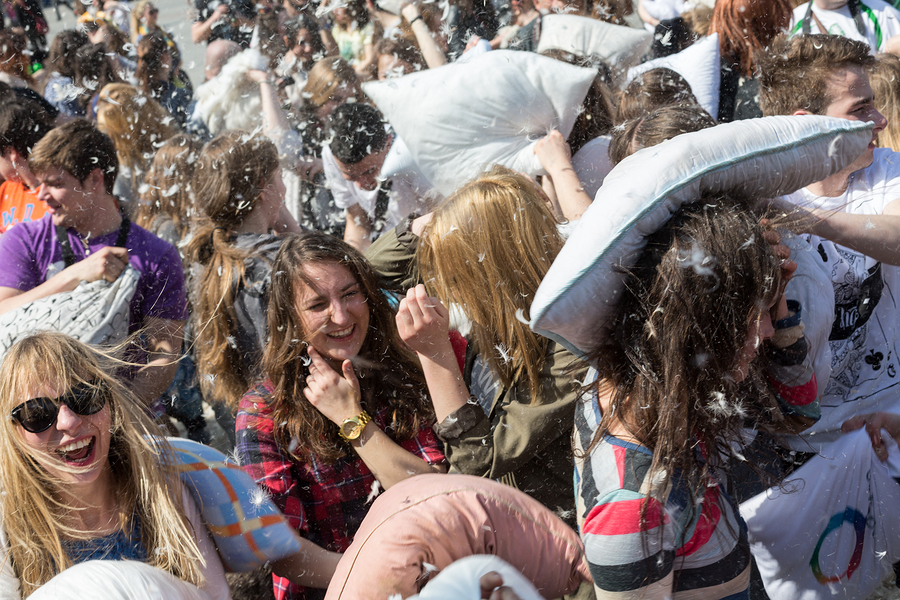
[760,222,797,321]
[396,284,452,360]
[303,347,363,425]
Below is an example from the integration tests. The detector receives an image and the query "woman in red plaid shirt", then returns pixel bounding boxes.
[236,232,447,600]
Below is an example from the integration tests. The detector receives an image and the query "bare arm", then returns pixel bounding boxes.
[249,73,323,181]
[344,204,373,252]
[303,347,444,489]
[401,3,447,69]
[534,130,593,222]
[0,246,129,315]
[129,317,183,406]
[271,543,342,590]
[786,196,900,266]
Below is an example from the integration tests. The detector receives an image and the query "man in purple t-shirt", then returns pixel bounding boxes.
[0,120,187,406]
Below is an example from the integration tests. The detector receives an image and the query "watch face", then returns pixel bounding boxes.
[341,420,361,439]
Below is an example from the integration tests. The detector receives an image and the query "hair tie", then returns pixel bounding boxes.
[209,226,228,245]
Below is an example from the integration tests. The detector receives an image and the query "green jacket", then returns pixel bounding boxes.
[436,341,587,527]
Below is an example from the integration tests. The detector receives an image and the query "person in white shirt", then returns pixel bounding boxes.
[759,33,900,452]
[790,0,900,54]
[322,102,436,251]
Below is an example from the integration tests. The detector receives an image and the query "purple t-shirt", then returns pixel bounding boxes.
[0,215,188,330]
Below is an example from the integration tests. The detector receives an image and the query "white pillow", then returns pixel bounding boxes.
[28,561,208,600]
[627,33,721,120]
[362,50,596,197]
[529,115,874,357]
[192,48,267,136]
[536,15,652,69]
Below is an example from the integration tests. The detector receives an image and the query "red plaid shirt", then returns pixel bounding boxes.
[236,379,446,600]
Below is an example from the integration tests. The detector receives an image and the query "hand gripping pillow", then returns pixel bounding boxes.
[627,33,721,119]
[362,50,596,197]
[324,474,591,600]
[529,115,873,357]
[167,437,305,572]
[741,429,900,600]
[0,265,139,360]
[536,15,652,70]
[407,556,544,600]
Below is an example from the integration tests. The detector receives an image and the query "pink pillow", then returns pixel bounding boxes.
[325,474,591,599]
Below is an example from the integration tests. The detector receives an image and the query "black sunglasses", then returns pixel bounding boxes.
[11,381,108,434]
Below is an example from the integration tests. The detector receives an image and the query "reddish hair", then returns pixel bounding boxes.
[709,0,792,75]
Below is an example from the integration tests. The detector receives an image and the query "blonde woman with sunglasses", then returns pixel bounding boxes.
[0,332,230,599]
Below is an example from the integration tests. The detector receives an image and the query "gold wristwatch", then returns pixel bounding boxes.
[338,410,371,441]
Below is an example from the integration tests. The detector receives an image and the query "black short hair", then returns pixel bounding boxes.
[329,103,388,165]
[0,100,54,158]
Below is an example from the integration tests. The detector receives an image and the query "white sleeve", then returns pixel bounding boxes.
[181,487,231,600]
[322,146,377,214]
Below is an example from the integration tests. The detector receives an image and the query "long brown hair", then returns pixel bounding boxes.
[418,166,564,400]
[186,131,280,410]
[134,134,203,239]
[709,0,792,75]
[586,199,785,534]
[135,30,170,99]
[263,232,432,464]
[0,333,204,597]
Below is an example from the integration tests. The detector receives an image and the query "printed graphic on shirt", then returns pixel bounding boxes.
[818,242,898,405]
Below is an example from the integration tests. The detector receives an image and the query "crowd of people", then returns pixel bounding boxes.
[1,0,900,598]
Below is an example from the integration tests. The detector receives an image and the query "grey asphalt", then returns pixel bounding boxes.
[43,0,208,87]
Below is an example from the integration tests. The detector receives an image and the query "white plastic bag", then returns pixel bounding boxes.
[741,429,900,600]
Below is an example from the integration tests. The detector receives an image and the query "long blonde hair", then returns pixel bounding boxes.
[418,166,564,399]
[870,53,900,152]
[134,134,203,240]
[0,333,204,598]
[96,83,178,176]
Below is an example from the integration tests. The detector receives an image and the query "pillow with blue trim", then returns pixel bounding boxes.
[167,437,304,572]
[529,115,873,357]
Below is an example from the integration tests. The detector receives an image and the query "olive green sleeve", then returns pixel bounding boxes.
[364,217,421,294]
[436,343,587,481]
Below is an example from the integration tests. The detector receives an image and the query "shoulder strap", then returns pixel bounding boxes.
[855,0,883,48]
[55,215,130,269]
[371,179,393,237]
[55,223,78,269]
[847,0,869,37]
[801,0,870,39]
[116,215,130,248]
[800,0,815,34]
